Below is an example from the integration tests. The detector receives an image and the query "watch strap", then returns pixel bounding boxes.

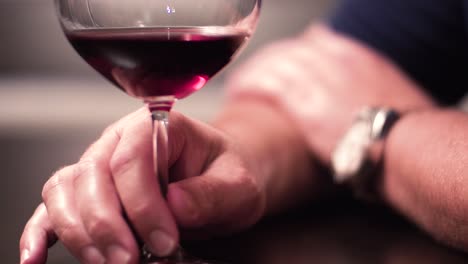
[331,107,400,200]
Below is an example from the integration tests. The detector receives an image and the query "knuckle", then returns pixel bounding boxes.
[101,120,126,142]
[42,166,73,202]
[101,123,118,137]
[126,200,155,222]
[109,147,139,176]
[72,159,105,189]
[105,107,145,136]
[74,159,98,180]
[55,220,82,244]
[85,211,116,241]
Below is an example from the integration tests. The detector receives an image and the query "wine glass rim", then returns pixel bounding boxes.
[64,25,253,36]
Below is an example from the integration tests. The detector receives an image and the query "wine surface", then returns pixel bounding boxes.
[67,28,248,99]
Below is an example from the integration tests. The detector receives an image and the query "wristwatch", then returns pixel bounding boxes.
[331,107,400,199]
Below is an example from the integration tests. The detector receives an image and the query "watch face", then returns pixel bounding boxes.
[332,121,372,183]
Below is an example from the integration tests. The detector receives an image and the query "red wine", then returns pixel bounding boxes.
[67,28,248,99]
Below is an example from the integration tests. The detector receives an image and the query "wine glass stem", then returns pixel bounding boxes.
[147,98,174,197]
[151,108,170,196]
[142,99,181,263]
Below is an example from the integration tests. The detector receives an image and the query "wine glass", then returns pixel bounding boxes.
[54,0,261,263]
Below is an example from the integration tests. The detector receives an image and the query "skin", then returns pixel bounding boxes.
[20,24,468,263]
[20,103,317,264]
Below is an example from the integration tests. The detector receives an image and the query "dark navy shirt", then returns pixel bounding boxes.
[329,0,468,105]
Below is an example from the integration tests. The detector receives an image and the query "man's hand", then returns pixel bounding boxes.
[227,24,435,163]
[20,108,267,264]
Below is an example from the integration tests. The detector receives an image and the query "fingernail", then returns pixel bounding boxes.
[81,246,105,264]
[107,245,132,264]
[20,249,30,264]
[149,230,176,257]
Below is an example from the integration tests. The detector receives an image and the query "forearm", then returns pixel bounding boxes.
[212,98,333,215]
[382,108,468,249]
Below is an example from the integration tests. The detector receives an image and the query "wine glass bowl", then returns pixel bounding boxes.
[56,0,260,100]
[54,0,260,263]
[66,27,249,100]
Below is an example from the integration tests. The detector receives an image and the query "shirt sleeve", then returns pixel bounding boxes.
[328,0,468,105]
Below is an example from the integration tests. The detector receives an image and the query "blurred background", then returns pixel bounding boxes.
[0,0,335,262]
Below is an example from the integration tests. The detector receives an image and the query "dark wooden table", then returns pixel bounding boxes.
[178,199,468,264]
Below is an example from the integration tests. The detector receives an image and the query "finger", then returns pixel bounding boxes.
[42,166,106,264]
[20,204,57,264]
[225,40,295,100]
[110,109,178,257]
[168,112,223,182]
[167,152,265,237]
[75,127,139,263]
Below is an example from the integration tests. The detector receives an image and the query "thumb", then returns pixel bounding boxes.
[167,153,266,237]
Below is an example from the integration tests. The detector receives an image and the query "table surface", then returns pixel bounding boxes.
[177,200,468,264]
[32,200,468,263]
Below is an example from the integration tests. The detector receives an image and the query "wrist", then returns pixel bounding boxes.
[381,107,444,197]
[331,107,401,200]
[331,105,440,201]
[212,97,320,215]
[212,97,309,182]
[381,108,468,243]
[212,98,282,181]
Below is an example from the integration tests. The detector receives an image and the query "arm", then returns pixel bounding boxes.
[226,23,468,251]
[383,109,468,249]
[331,0,468,247]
